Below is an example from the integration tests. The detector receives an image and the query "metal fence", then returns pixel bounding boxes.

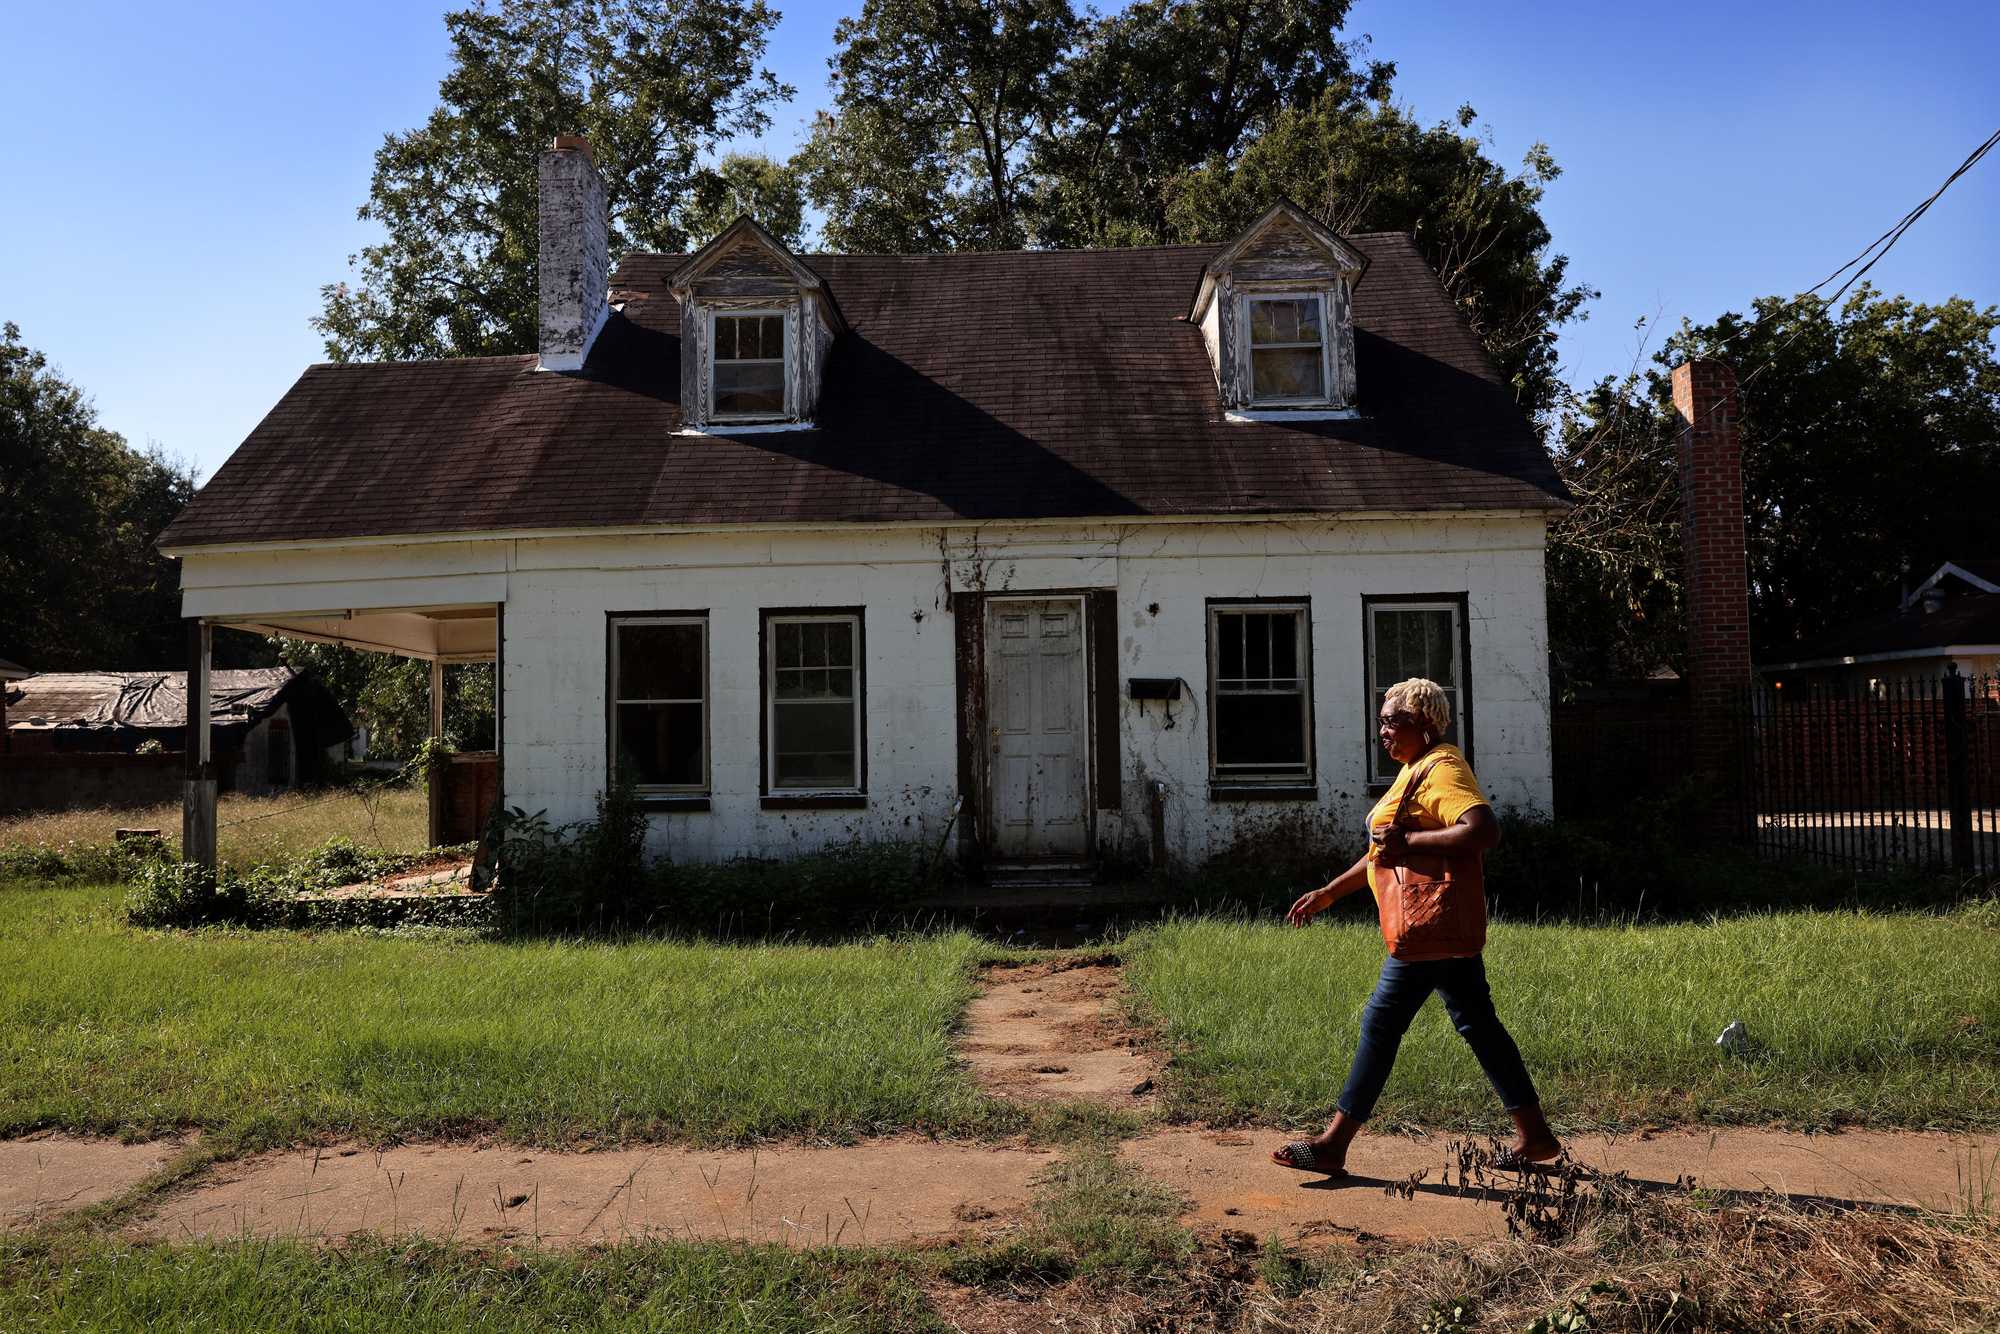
[1737,672,2000,876]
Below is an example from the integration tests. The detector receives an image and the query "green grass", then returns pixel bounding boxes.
[0,786,432,868]
[1125,912,2000,1131]
[0,1237,938,1333]
[0,882,988,1145]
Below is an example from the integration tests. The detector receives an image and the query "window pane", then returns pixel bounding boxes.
[1252,348,1324,400]
[761,315,783,356]
[776,621,799,667]
[1271,613,1298,677]
[714,361,785,415]
[1427,613,1457,685]
[616,702,703,786]
[714,317,737,360]
[1218,614,1243,681]
[1216,694,1305,770]
[617,623,702,700]
[1252,299,1307,345]
[773,700,856,787]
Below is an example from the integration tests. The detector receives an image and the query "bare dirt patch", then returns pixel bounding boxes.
[1130,1125,2000,1245]
[959,959,1159,1107]
[1,1134,184,1230]
[135,1138,1059,1248]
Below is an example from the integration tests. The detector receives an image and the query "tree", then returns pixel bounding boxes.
[798,0,1078,252]
[0,322,198,671]
[679,153,807,247]
[1547,285,2000,689]
[1159,92,1594,419]
[1033,0,1389,245]
[270,641,495,760]
[316,0,790,362]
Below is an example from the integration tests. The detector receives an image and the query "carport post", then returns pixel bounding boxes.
[427,657,446,847]
[181,619,217,870]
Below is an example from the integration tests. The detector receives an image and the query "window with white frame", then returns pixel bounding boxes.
[1364,598,1468,784]
[711,310,787,419]
[1209,602,1313,781]
[609,616,708,792]
[1246,295,1328,404]
[765,612,863,791]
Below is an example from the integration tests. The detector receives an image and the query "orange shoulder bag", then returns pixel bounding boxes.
[1368,756,1488,961]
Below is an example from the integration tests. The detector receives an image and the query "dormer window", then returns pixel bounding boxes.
[670,216,846,434]
[1188,202,1367,418]
[712,311,787,419]
[1248,296,1328,405]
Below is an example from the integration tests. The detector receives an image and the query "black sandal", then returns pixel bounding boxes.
[1272,1140,1347,1176]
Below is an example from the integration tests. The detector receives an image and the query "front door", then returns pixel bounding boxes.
[985,598,1089,860]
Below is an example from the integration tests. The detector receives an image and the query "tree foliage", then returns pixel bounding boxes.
[271,641,495,760]
[1035,0,1389,245]
[1549,286,2000,689]
[679,153,807,248]
[798,0,1078,251]
[0,322,197,671]
[316,0,789,361]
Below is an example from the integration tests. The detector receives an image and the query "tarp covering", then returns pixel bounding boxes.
[5,669,298,731]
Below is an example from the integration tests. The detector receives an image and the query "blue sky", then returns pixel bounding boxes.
[6,0,1995,481]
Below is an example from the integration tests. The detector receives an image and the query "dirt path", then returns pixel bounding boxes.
[40,1125,1982,1248]
[0,1134,183,1230]
[956,957,1159,1107]
[1132,1125,1996,1244]
[137,1139,1058,1248]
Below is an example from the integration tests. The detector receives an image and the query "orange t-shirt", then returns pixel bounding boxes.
[1365,744,1489,881]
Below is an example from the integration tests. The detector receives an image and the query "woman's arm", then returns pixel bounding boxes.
[1375,805,1501,864]
[1285,852,1373,927]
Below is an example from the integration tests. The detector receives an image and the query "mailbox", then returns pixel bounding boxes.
[1127,677,1182,701]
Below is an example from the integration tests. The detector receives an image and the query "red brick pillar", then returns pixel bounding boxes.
[1673,360,1753,840]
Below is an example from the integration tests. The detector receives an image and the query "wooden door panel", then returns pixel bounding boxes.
[985,599,1089,860]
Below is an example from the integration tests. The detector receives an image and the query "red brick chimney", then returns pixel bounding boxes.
[1672,359,1752,834]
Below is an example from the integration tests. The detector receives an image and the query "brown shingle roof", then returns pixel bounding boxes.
[160,235,1564,551]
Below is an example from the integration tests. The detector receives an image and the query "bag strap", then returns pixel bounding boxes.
[1391,753,1446,828]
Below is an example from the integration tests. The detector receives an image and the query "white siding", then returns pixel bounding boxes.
[181,515,1553,864]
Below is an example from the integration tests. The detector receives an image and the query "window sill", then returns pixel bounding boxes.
[761,793,867,811]
[1209,783,1318,802]
[637,795,711,812]
[677,421,814,436]
[1226,407,1360,423]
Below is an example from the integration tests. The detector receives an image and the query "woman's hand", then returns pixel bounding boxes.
[1286,886,1334,927]
[1371,824,1409,868]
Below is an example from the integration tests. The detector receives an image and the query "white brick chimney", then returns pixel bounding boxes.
[537,135,609,371]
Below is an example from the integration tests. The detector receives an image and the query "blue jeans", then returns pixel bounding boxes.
[1337,954,1539,1121]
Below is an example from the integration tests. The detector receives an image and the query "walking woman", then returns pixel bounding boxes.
[1272,677,1559,1176]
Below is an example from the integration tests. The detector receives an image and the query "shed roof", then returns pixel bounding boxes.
[5,668,300,731]
[160,234,1565,552]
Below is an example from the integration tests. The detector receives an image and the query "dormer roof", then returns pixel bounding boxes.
[669,215,847,333]
[1189,200,1369,323]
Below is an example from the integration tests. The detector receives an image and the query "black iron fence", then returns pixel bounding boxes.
[1735,672,1999,876]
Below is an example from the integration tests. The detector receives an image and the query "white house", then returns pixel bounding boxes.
[160,137,1567,873]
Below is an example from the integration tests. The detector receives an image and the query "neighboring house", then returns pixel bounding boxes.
[0,658,27,749]
[157,137,1567,871]
[1762,560,2000,690]
[4,668,349,794]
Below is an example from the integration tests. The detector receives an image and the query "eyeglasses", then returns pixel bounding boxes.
[1377,710,1423,730]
